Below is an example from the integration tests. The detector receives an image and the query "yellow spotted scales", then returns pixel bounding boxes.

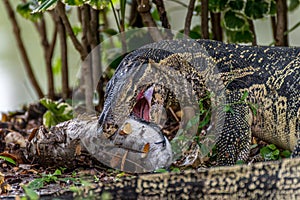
[100,39,300,165]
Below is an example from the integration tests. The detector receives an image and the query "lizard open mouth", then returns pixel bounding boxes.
[132,85,154,122]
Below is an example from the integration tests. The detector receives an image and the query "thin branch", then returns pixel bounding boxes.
[184,0,196,37]
[3,0,44,98]
[81,4,94,113]
[201,0,209,39]
[90,7,101,75]
[53,13,69,99]
[152,0,173,38]
[56,0,87,59]
[49,15,58,61]
[271,16,277,41]
[39,17,55,99]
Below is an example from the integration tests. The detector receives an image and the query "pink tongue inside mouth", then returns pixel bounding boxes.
[132,86,154,121]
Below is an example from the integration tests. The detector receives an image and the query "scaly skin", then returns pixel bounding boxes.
[83,157,300,199]
[99,39,300,166]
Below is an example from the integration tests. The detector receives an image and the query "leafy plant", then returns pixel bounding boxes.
[260,144,291,161]
[40,98,73,128]
[27,169,62,190]
[21,185,39,200]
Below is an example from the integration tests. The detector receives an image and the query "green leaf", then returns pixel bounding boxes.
[267,144,277,150]
[27,179,44,190]
[88,0,110,9]
[209,0,229,12]
[40,98,73,128]
[53,169,62,176]
[170,167,181,173]
[281,150,291,158]
[273,149,280,156]
[226,29,254,43]
[244,0,269,19]
[72,26,82,36]
[269,0,277,15]
[119,0,126,20]
[63,0,84,6]
[22,186,39,200]
[228,0,245,11]
[223,105,234,113]
[198,112,211,129]
[260,148,272,160]
[103,28,118,36]
[33,0,58,13]
[154,168,168,173]
[236,160,245,165]
[178,28,201,39]
[151,8,160,22]
[224,10,247,31]
[0,156,16,165]
[249,103,258,116]
[43,111,56,128]
[241,91,249,101]
[17,2,42,21]
[289,0,300,11]
[194,4,201,15]
[260,144,280,161]
[52,58,61,75]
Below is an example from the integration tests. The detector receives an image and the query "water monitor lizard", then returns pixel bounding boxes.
[25,39,300,199]
[98,39,300,168]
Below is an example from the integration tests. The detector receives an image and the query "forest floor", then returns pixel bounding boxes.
[0,101,289,199]
[0,103,121,199]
